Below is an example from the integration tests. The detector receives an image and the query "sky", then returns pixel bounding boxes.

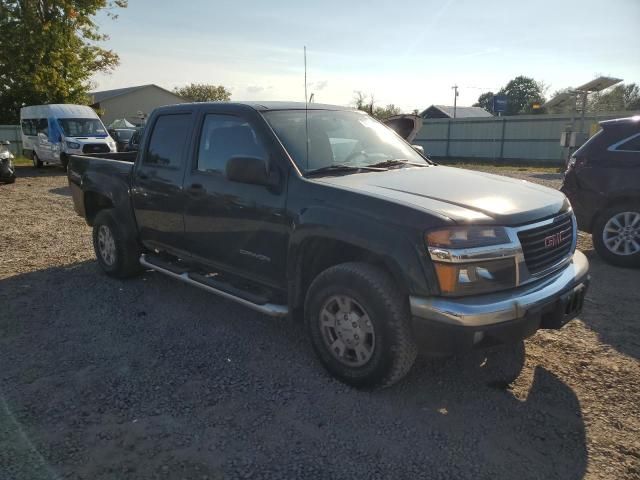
[92,0,640,112]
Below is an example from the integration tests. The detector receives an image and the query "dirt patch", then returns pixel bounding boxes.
[1,165,638,479]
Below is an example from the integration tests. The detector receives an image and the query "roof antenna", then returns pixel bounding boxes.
[304,46,309,170]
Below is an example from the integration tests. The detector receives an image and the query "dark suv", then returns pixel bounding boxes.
[562,116,640,267]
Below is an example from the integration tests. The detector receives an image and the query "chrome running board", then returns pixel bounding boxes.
[139,254,288,317]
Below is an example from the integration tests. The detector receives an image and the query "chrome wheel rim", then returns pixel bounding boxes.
[319,295,375,367]
[97,225,116,266]
[603,211,640,256]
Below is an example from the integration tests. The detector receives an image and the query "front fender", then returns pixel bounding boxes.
[287,204,437,299]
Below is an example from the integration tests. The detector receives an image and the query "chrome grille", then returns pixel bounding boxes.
[518,212,574,275]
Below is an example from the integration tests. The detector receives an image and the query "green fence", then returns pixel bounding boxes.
[0,125,22,156]
[413,111,639,164]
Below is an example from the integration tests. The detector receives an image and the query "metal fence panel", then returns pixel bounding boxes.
[415,111,639,164]
[0,125,23,155]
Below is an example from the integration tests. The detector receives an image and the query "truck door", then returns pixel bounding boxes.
[131,110,193,254]
[183,111,289,289]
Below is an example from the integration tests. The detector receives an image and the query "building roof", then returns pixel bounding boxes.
[90,84,184,104]
[420,105,493,119]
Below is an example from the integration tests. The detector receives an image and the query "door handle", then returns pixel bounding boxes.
[138,173,149,180]
[187,183,205,194]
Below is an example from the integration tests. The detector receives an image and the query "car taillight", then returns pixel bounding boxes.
[567,155,588,171]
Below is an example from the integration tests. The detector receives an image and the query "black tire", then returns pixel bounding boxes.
[60,154,69,170]
[92,209,142,278]
[5,175,16,184]
[592,204,640,268]
[32,152,43,168]
[305,262,417,389]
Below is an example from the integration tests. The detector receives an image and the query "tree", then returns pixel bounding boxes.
[589,83,640,112]
[473,92,495,114]
[372,104,401,120]
[497,76,546,115]
[0,1,127,124]
[352,91,400,119]
[173,83,231,102]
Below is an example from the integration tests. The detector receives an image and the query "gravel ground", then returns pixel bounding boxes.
[1,165,638,480]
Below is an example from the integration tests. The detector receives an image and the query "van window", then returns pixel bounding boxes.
[59,118,107,137]
[36,119,48,137]
[197,114,267,173]
[21,120,36,136]
[145,114,191,168]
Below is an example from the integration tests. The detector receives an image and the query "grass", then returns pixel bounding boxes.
[13,155,32,167]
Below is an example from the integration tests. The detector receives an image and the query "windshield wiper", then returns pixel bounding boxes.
[367,159,428,169]
[305,164,385,176]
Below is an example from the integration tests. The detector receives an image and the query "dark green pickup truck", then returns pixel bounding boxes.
[68,101,589,388]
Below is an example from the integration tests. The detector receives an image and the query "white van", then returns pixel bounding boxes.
[20,104,116,168]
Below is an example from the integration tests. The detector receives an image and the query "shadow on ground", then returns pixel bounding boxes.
[48,186,71,196]
[0,261,588,479]
[578,256,640,360]
[14,165,66,179]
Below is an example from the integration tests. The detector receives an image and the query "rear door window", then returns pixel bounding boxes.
[609,132,640,152]
[145,114,192,168]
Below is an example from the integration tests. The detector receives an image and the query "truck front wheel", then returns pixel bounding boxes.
[92,209,142,278]
[305,262,417,388]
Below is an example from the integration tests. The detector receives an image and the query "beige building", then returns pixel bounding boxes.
[90,84,188,126]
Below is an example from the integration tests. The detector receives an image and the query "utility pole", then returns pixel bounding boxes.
[452,85,459,118]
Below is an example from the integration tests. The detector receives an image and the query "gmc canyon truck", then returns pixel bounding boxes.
[68,102,590,388]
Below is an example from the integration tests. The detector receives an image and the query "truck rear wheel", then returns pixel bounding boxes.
[592,204,640,267]
[305,262,417,389]
[92,209,142,278]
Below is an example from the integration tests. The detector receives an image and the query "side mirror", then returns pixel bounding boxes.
[226,156,274,186]
[0,140,10,145]
[411,144,425,155]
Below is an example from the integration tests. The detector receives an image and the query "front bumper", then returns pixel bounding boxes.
[410,250,590,355]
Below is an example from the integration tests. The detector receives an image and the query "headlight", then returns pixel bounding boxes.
[67,141,81,149]
[426,226,518,296]
[426,226,510,249]
[431,258,517,296]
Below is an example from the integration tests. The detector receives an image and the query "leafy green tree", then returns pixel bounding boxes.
[0,1,127,124]
[372,104,401,120]
[589,83,640,112]
[498,76,546,115]
[352,91,400,119]
[473,92,495,113]
[173,83,231,102]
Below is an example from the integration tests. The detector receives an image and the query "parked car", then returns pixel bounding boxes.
[108,128,137,152]
[124,127,144,152]
[20,104,117,169]
[68,102,590,388]
[562,116,640,267]
[0,141,16,184]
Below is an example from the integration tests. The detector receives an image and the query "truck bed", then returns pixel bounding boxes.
[67,152,136,222]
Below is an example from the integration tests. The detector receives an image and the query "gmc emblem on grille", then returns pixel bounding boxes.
[544,231,566,248]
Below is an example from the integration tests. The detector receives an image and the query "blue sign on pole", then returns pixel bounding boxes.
[493,94,508,114]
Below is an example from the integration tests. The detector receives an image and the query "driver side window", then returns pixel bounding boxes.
[197,115,267,173]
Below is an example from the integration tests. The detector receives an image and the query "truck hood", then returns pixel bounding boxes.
[313,165,569,225]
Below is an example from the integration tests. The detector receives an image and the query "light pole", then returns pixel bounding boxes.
[452,85,459,118]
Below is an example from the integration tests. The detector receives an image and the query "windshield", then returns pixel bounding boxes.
[263,110,427,172]
[115,129,134,141]
[58,118,107,137]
